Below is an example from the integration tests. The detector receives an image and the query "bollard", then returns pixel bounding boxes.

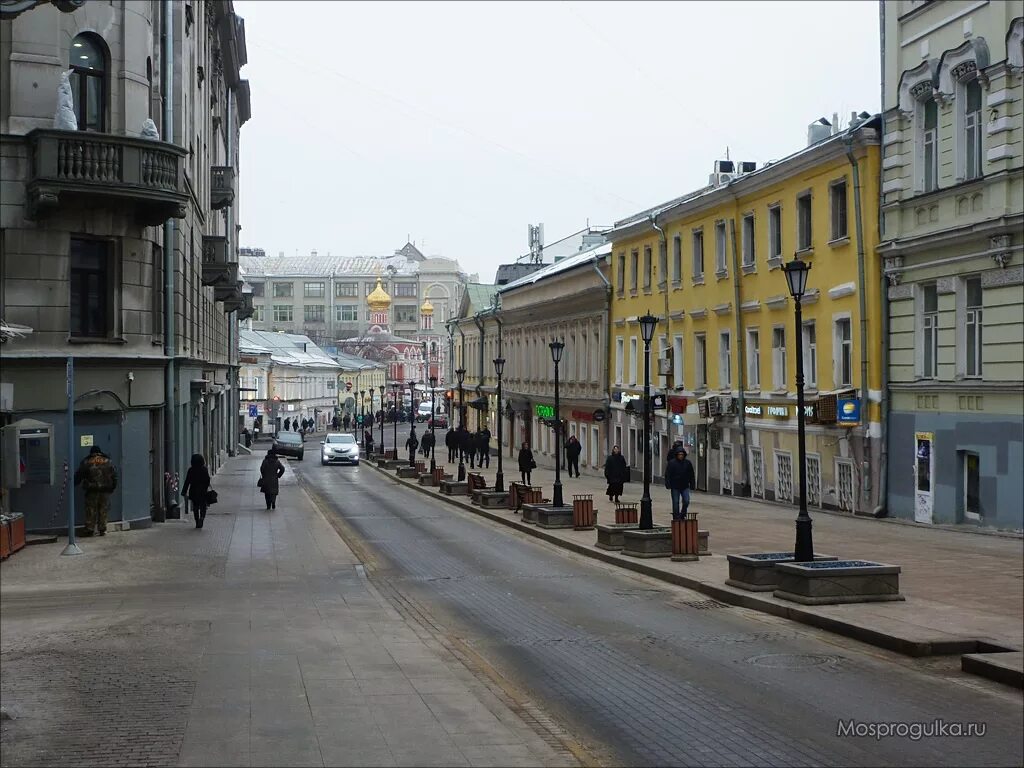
[508,482,521,511]
[671,513,700,562]
[432,466,445,484]
[572,494,596,530]
[614,502,639,525]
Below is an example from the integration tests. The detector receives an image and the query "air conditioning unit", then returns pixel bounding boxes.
[817,392,838,424]
[719,396,736,415]
[737,161,757,174]
[698,398,710,419]
[708,397,722,417]
[714,160,735,174]
[709,172,735,187]
[657,358,672,376]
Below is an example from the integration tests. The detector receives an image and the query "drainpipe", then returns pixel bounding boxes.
[729,216,750,496]
[650,216,670,462]
[161,0,177,498]
[226,87,237,455]
[845,132,874,512]
[592,256,612,456]
[494,312,503,452]
[474,313,486,430]
[875,4,890,518]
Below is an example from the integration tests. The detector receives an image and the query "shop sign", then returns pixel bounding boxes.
[571,410,594,422]
[744,404,763,416]
[593,410,606,422]
[668,397,688,414]
[837,398,861,425]
[651,394,666,409]
[535,404,555,419]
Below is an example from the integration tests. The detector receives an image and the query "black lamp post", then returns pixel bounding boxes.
[456,367,466,481]
[359,390,365,439]
[637,313,659,530]
[408,381,417,424]
[493,357,505,493]
[549,340,565,508]
[784,258,814,562]
[378,384,385,455]
[429,375,438,472]
[391,382,400,459]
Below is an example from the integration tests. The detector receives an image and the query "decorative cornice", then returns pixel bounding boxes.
[982,264,1022,287]
[888,284,913,301]
[0,0,83,20]
[765,295,789,310]
[689,308,708,320]
[712,302,732,316]
[740,300,761,313]
[828,282,857,300]
[990,234,1013,268]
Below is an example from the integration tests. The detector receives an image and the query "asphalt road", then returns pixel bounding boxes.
[295,460,1023,768]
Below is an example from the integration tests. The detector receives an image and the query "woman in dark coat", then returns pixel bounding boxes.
[604,445,629,503]
[259,449,285,510]
[181,453,211,529]
[517,442,535,485]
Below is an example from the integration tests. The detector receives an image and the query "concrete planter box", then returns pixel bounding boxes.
[725,552,838,592]
[536,505,574,529]
[418,473,437,486]
[622,527,673,558]
[397,466,419,478]
[774,560,905,605]
[595,523,638,550]
[476,491,509,508]
[521,503,541,524]
[440,480,468,496]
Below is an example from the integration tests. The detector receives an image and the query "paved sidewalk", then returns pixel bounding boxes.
[0,454,580,768]
[383,453,1024,654]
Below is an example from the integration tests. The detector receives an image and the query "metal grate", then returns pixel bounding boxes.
[678,599,726,610]
[750,447,764,499]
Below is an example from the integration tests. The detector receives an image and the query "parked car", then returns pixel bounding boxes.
[427,413,449,429]
[416,402,434,422]
[273,431,304,461]
[321,433,360,466]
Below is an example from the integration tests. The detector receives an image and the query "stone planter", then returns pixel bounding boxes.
[774,560,904,605]
[595,523,637,550]
[440,480,468,496]
[476,491,509,508]
[8,514,25,554]
[725,552,838,592]
[536,505,574,529]
[622,527,672,558]
[521,503,540,524]
[397,466,419,478]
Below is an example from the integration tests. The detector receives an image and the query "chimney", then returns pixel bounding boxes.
[807,117,832,146]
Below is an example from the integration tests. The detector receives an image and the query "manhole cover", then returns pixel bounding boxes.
[746,653,842,669]
[677,599,725,610]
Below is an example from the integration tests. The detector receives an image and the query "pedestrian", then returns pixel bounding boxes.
[73,445,118,537]
[332,415,340,430]
[343,413,351,431]
[476,428,491,468]
[405,427,419,467]
[364,428,375,455]
[445,427,458,463]
[284,417,291,432]
[565,435,582,478]
[421,429,435,458]
[458,425,474,468]
[181,453,211,529]
[518,441,536,485]
[242,426,251,448]
[665,447,697,520]
[604,445,629,504]
[258,449,285,510]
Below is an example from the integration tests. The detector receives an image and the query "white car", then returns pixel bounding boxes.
[321,433,359,466]
[416,402,434,421]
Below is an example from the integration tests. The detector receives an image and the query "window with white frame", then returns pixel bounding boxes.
[719,331,732,388]
[643,245,652,291]
[923,98,938,192]
[672,236,682,283]
[615,337,624,384]
[768,205,782,260]
[830,179,848,241]
[715,221,727,273]
[803,321,817,389]
[335,304,358,322]
[797,193,812,251]
[629,336,638,385]
[741,214,755,267]
[692,229,704,279]
[772,327,787,390]
[965,277,983,377]
[657,242,667,287]
[251,304,264,322]
[964,80,983,181]
[616,253,626,295]
[273,304,293,322]
[747,328,760,389]
[658,335,668,388]
[694,333,707,390]
[303,281,325,298]
[629,250,639,292]
[920,283,938,378]
[834,317,852,387]
[673,335,684,389]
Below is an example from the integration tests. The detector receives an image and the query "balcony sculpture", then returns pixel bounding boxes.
[201,235,238,287]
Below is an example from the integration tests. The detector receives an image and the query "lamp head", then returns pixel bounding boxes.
[456,368,466,385]
[549,340,564,364]
[429,375,438,387]
[493,357,505,377]
[638,312,659,344]
[783,258,811,299]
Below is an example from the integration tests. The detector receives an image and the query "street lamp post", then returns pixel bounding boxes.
[408,381,417,423]
[378,385,385,455]
[359,390,365,440]
[429,375,438,473]
[638,313,659,530]
[493,358,505,493]
[783,258,814,562]
[391,383,400,460]
[456,368,466,481]
[549,340,565,508]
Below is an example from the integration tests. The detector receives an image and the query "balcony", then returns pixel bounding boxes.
[236,294,254,320]
[216,281,244,307]
[25,129,188,226]
[201,235,238,287]
[210,166,235,210]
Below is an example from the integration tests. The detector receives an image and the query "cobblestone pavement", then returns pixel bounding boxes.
[297,459,1023,767]
[0,453,583,768]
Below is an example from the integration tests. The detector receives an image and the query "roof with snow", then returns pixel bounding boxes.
[238,330,340,369]
[499,242,612,293]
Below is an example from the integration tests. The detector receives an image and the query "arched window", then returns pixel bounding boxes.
[69,33,106,131]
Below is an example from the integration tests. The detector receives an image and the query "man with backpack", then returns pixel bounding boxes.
[73,445,118,537]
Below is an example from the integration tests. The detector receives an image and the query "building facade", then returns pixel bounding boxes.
[605,116,883,512]
[881,2,1023,528]
[0,0,251,531]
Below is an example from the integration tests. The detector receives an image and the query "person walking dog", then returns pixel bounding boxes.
[258,449,285,510]
[181,453,211,529]
[603,445,629,504]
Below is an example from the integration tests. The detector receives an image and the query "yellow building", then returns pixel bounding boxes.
[606,115,882,513]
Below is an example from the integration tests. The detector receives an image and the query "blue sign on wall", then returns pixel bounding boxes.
[837,397,861,425]
[248,404,258,417]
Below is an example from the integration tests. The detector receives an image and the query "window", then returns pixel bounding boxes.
[394,304,417,323]
[628,337,638,385]
[797,193,812,251]
[772,327,787,390]
[616,253,626,295]
[251,304,264,322]
[694,334,707,390]
[964,80,983,180]
[303,282,325,298]
[835,318,852,387]
[962,451,981,520]
[70,238,112,337]
[249,281,264,297]
[393,283,417,297]
[741,214,755,266]
[672,236,682,283]
[303,304,325,323]
[615,337,624,384]
[273,282,293,298]
[692,229,704,279]
[273,304,293,322]
[629,250,639,292]
[69,33,106,131]
[719,331,732,388]
[747,329,760,389]
[673,335,684,389]
[335,282,358,298]
[921,284,938,378]
[643,245,652,291]
[803,321,817,388]
[715,221,727,273]
[657,242,667,287]
[965,277,982,377]
[830,180,848,241]
[768,206,782,260]
[335,304,358,322]
[923,98,938,192]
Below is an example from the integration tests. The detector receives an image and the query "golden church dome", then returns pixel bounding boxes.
[420,298,434,315]
[366,277,391,312]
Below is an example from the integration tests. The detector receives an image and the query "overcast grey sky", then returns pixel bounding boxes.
[236,0,881,281]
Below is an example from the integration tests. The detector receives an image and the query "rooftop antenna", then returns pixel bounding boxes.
[725,146,730,161]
